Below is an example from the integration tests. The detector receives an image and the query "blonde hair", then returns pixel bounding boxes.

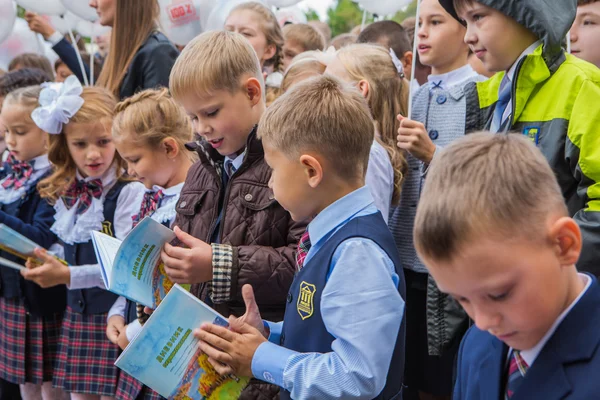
[414,132,568,262]
[38,87,129,202]
[283,24,326,53]
[170,30,264,100]
[258,75,373,182]
[96,0,160,96]
[281,56,326,92]
[3,85,43,114]
[336,44,410,205]
[229,2,284,72]
[112,88,195,162]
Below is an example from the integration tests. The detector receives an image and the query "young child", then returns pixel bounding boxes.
[21,76,145,400]
[571,0,600,68]
[390,0,486,398]
[441,0,600,276]
[282,24,326,70]
[413,132,600,399]
[106,88,195,400]
[195,75,406,400]
[280,52,327,93]
[164,30,306,399]
[326,44,409,222]
[357,20,414,82]
[0,85,68,400]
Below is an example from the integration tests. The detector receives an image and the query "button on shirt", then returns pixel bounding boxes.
[251,186,405,399]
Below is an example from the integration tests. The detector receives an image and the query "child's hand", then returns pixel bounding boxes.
[21,248,70,288]
[397,115,436,164]
[161,226,213,284]
[117,329,130,350]
[195,319,267,377]
[236,284,267,338]
[106,315,125,345]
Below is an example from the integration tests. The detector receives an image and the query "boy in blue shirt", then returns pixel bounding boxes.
[414,132,600,399]
[195,75,406,400]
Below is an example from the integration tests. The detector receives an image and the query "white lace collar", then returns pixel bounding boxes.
[147,182,184,227]
[0,154,51,205]
[51,164,119,244]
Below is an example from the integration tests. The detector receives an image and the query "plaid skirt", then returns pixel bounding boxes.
[0,297,63,385]
[116,371,164,400]
[53,306,119,396]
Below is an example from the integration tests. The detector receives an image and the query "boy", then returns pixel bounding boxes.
[391,0,485,398]
[440,0,600,276]
[196,75,406,400]
[357,20,414,82]
[282,24,326,70]
[163,31,306,399]
[571,0,600,68]
[413,132,600,399]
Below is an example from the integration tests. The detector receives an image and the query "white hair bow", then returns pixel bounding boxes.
[389,48,405,79]
[31,75,85,134]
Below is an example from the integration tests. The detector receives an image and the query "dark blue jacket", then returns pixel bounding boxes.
[453,274,600,400]
[53,38,92,84]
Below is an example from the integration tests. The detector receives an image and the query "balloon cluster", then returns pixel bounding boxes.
[359,0,413,17]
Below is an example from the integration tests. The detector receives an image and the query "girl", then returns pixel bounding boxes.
[0,85,68,400]
[90,0,179,100]
[22,76,145,400]
[106,88,195,400]
[280,51,327,93]
[325,43,410,221]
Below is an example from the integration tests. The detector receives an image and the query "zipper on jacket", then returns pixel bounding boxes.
[508,56,528,128]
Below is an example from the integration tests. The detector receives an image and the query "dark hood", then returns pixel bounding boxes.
[439,0,576,60]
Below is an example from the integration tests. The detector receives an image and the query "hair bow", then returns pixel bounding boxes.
[31,75,85,135]
[313,46,338,66]
[389,48,406,79]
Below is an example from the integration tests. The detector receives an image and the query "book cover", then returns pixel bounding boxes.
[115,284,250,399]
[0,223,66,267]
[91,217,177,308]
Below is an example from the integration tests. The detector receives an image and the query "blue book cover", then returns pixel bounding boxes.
[91,217,178,308]
[0,223,65,268]
[115,284,250,399]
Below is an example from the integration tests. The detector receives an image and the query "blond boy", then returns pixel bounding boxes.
[282,24,326,70]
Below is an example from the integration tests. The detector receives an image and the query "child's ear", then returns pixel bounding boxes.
[245,77,263,106]
[550,217,582,266]
[161,137,180,159]
[299,154,323,189]
[402,51,413,70]
[358,80,370,98]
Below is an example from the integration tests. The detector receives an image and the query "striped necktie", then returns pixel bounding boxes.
[506,350,528,399]
[295,230,311,271]
[492,83,512,133]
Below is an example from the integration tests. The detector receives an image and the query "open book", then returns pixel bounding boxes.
[91,217,177,308]
[115,284,250,399]
[0,223,66,270]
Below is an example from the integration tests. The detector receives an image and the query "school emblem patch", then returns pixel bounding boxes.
[297,282,316,320]
[522,126,540,145]
[101,221,113,237]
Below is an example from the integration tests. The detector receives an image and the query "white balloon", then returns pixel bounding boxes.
[158,0,213,46]
[275,6,307,26]
[60,0,98,22]
[15,0,66,16]
[360,0,413,16]
[267,0,301,7]
[204,0,267,32]
[0,18,46,70]
[74,18,111,38]
[49,13,78,35]
[0,0,16,45]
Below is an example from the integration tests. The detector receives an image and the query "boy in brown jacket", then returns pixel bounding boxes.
[161,30,306,399]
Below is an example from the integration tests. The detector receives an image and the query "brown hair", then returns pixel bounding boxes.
[170,30,263,100]
[308,20,332,45]
[330,33,357,50]
[258,75,373,182]
[357,20,412,60]
[281,55,326,92]
[8,53,54,79]
[578,0,599,4]
[452,0,476,15]
[336,44,410,205]
[283,24,326,53]
[38,87,128,202]
[414,132,568,262]
[96,0,159,96]
[112,88,195,162]
[3,85,43,112]
[228,2,284,72]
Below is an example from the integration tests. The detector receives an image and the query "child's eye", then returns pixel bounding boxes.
[129,158,140,164]
[73,141,86,148]
[489,291,510,302]
[431,19,442,25]
[472,14,484,22]
[99,139,112,146]
[206,109,219,117]
[583,19,596,26]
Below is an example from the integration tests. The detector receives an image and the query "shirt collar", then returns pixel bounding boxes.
[31,154,50,171]
[224,150,246,175]
[307,186,374,247]
[502,40,542,89]
[148,182,184,197]
[75,163,117,188]
[428,64,479,91]
[519,273,592,367]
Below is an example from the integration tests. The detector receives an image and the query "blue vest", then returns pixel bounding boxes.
[280,213,406,400]
[0,169,66,317]
[63,181,126,315]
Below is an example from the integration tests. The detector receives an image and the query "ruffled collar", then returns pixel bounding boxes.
[0,154,51,205]
[51,164,118,244]
[147,182,183,227]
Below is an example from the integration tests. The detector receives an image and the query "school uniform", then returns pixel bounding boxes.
[51,166,144,396]
[111,183,183,400]
[252,187,406,400]
[0,154,66,387]
[454,274,600,400]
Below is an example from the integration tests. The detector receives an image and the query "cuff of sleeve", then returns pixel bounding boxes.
[48,32,63,45]
[421,145,441,177]
[210,243,233,304]
[251,341,295,388]
[107,297,126,321]
[265,320,283,344]
[126,320,143,342]
[67,265,86,290]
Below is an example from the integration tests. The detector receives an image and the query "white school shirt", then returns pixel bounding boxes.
[427,64,480,91]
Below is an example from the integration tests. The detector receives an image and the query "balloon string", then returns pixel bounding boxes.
[90,27,95,86]
[360,9,368,32]
[68,28,89,86]
[566,30,571,54]
[408,0,421,119]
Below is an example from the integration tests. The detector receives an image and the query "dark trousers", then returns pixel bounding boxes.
[0,378,21,400]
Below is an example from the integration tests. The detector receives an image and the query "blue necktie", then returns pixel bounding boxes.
[492,83,512,133]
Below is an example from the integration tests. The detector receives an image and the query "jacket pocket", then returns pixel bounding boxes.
[176,190,209,216]
[238,185,277,211]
